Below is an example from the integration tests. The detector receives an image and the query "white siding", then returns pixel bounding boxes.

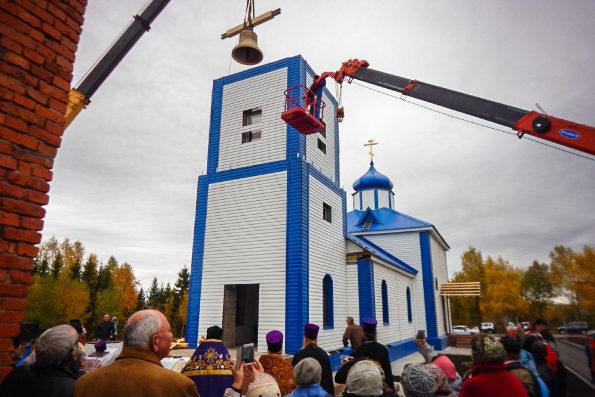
[199,172,287,349]
[308,175,346,351]
[360,232,427,332]
[391,193,395,210]
[346,260,360,326]
[353,193,361,211]
[377,189,389,209]
[361,190,374,210]
[430,235,449,336]
[218,68,288,171]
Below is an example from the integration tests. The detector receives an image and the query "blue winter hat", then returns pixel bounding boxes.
[362,317,377,334]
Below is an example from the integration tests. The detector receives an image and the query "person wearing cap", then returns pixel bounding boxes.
[459,334,529,397]
[401,363,437,397]
[343,316,365,351]
[412,333,462,394]
[500,338,541,397]
[181,325,234,397]
[291,324,334,395]
[352,318,394,391]
[286,358,330,397]
[343,359,386,397]
[534,319,555,345]
[258,330,296,396]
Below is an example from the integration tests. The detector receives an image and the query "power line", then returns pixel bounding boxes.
[351,81,595,162]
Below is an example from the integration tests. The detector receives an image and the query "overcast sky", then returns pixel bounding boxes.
[43,0,595,288]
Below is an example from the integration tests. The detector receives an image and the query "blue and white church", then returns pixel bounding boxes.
[186,55,452,364]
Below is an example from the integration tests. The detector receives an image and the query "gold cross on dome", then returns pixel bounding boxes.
[364,139,378,162]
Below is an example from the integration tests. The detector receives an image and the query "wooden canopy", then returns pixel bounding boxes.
[440,282,481,297]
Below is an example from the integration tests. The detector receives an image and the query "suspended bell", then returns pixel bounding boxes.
[232,29,263,65]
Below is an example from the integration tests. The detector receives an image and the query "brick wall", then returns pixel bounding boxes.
[0,0,87,381]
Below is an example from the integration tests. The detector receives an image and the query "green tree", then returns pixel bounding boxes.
[450,247,485,325]
[174,265,190,309]
[520,261,555,318]
[69,258,82,281]
[51,252,63,279]
[136,287,147,311]
[148,277,160,309]
[24,276,59,328]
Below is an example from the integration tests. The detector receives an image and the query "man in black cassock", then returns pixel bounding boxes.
[352,317,395,391]
[291,324,334,395]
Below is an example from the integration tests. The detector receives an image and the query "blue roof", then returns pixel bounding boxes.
[348,208,432,233]
[353,162,394,191]
[346,233,418,275]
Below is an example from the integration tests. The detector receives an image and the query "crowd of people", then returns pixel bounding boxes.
[0,312,578,397]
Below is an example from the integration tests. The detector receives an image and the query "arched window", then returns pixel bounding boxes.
[435,278,439,291]
[382,280,389,324]
[406,287,412,323]
[323,274,334,328]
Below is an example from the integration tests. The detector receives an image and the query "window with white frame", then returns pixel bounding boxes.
[241,130,261,143]
[243,108,262,126]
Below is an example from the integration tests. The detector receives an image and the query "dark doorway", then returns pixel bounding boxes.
[222,284,259,348]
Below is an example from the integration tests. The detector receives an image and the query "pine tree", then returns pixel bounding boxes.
[173,265,190,310]
[51,252,63,279]
[148,277,160,309]
[70,258,82,281]
[136,287,147,311]
[82,254,99,326]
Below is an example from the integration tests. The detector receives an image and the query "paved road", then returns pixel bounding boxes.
[555,337,593,384]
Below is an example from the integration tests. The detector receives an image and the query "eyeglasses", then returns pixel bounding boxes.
[70,333,84,353]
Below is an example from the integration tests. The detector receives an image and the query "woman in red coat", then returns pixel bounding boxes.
[459,334,529,397]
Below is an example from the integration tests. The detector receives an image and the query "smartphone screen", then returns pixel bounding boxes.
[416,330,425,340]
[242,343,254,366]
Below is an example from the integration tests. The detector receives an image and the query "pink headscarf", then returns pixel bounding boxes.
[433,356,456,380]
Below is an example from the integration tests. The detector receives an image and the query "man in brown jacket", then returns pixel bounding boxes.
[75,310,199,397]
[342,316,364,351]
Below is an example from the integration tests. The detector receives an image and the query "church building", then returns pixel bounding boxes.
[186,55,452,363]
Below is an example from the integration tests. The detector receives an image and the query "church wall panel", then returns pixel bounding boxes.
[217,68,288,171]
[373,262,401,344]
[377,189,390,209]
[308,174,346,351]
[430,235,449,336]
[361,189,375,209]
[362,232,427,332]
[346,260,360,326]
[199,171,287,350]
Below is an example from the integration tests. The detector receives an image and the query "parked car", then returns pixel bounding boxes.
[557,321,590,334]
[452,325,477,335]
[481,322,496,334]
[469,326,480,334]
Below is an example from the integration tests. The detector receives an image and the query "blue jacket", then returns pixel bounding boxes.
[286,384,330,397]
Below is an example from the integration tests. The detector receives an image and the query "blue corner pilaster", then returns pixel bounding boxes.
[420,232,438,343]
[357,258,376,322]
[186,175,210,347]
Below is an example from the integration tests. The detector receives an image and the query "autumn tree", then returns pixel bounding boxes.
[51,252,63,279]
[520,261,555,318]
[482,256,527,327]
[112,263,139,321]
[450,247,485,325]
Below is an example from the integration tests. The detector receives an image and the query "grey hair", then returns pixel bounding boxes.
[346,316,354,324]
[35,324,77,367]
[124,313,161,347]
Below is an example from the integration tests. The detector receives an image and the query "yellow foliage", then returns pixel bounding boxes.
[112,262,139,321]
[482,256,528,318]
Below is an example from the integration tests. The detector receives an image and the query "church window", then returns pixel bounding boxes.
[241,130,261,143]
[323,203,332,223]
[317,138,326,154]
[435,278,439,291]
[382,280,389,324]
[319,122,326,138]
[323,274,334,328]
[243,108,262,126]
[406,287,412,323]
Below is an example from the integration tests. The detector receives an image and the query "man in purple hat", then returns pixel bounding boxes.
[257,330,296,396]
[291,324,334,395]
[352,317,395,391]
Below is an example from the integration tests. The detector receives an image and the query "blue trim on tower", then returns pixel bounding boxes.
[206,80,223,174]
[420,232,438,341]
[374,190,378,209]
[388,191,392,210]
[286,56,306,159]
[186,176,210,347]
[357,258,376,322]
[359,191,363,210]
[209,160,287,183]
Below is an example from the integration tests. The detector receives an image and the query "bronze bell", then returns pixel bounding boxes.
[232,29,263,65]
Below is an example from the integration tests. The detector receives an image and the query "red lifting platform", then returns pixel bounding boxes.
[281,85,326,135]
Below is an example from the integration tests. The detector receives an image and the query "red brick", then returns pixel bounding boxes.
[19,0,54,24]
[0,182,25,198]
[0,86,14,101]
[6,103,46,129]
[0,74,26,95]
[39,81,68,103]
[10,2,42,29]
[29,64,53,83]
[18,161,32,174]
[0,240,10,253]
[31,165,52,181]
[17,242,40,256]
[3,51,30,71]
[54,54,72,72]
[0,10,31,34]
[47,2,66,21]
[43,57,70,81]
[22,47,45,65]
[29,28,44,42]
[6,171,50,193]
[1,197,46,218]
[26,86,49,105]
[0,270,7,281]
[0,141,11,155]
[0,324,21,337]
[36,142,57,157]
[3,116,28,133]
[0,211,20,227]
[0,337,15,353]
[2,227,42,244]
[34,41,56,60]
[53,18,77,42]
[41,21,61,40]
[0,310,25,322]
[47,97,66,114]
[0,35,23,55]
[1,298,26,310]
[7,242,16,255]
[29,125,61,147]
[0,155,18,170]
[26,189,49,205]
[35,103,63,125]
[20,216,43,231]
[0,365,13,379]
[59,44,75,63]
[13,94,36,110]
[65,15,82,34]
[0,127,39,151]
[0,353,14,366]
[0,19,36,51]
[43,121,64,137]
[0,60,37,87]
[10,271,32,285]
[68,0,86,16]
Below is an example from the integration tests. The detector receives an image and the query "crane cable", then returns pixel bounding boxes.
[350,81,595,162]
